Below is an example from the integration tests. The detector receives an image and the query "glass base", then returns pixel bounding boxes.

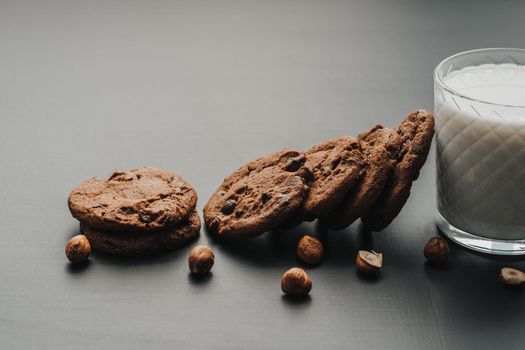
[436,212,525,255]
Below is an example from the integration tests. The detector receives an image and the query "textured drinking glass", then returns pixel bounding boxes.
[434,48,525,255]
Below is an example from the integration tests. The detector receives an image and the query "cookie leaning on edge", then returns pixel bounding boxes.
[203,148,312,239]
[81,211,200,256]
[321,126,401,230]
[68,168,197,232]
[280,136,365,229]
[362,110,435,231]
[301,136,364,218]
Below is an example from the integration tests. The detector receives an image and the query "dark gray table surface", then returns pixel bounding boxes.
[2,1,525,349]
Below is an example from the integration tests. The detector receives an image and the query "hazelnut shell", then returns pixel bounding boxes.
[188,245,215,274]
[356,250,382,274]
[65,235,91,263]
[424,236,449,265]
[281,267,312,296]
[500,267,525,287]
[297,235,324,265]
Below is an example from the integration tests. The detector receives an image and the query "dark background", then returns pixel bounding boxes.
[1,1,525,349]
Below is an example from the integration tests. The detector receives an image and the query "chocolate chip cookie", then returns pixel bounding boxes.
[280,136,365,230]
[69,168,197,232]
[301,136,364,218]
[362,110,435,231]
[321,126,401,230]
[203,148,312,239]
[81,211,200,256]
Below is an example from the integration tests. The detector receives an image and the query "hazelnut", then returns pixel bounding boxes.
[500,267,525,287]
[281,267,312,296]
[65,235,91,263]
[424,236,449,265]
[356,250,382,274]
[297,235,323,265]
[188,245,215,274]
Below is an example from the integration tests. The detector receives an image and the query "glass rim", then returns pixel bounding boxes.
[434,48,525,108]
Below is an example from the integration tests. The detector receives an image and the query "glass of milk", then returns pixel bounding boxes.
[434,48,525,255]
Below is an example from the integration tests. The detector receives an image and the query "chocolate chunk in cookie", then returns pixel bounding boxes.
[362,110,435,231]
[203,148,312,239]
[321,126,401,230]
[68,168,197,232]
[81,211,200,256]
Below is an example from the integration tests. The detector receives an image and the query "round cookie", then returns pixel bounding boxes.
[301,136,364,218]
[321,126,401,230]
[203,148,312,239]
[279,136,365,230]
[81,211,200,256]
[69,168,197,232]
[362,110,435,231]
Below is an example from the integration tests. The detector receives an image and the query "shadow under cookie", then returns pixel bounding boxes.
[80,211,201,257]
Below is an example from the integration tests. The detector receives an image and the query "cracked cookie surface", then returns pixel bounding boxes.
[321,126,401,230]
[68,167,197,232]
[81,211,200,256]
[362,110,435,231]
[203,148,312,239]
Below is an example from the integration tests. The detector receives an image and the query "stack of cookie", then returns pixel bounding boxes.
[204,110,434,238]
[68,168,200,256]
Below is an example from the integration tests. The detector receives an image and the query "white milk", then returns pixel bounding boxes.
[435,63,525,240]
